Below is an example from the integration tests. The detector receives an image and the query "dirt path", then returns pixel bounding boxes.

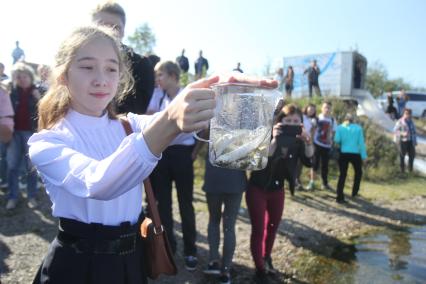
[1,185,425,284]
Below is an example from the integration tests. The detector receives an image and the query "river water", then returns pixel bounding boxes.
[323,226,426,284]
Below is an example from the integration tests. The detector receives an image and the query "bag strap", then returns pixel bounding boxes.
[119,117,164,234]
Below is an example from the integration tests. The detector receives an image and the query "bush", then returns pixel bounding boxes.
[359,116,400,181]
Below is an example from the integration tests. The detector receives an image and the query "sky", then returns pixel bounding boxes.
[2,0,426,87]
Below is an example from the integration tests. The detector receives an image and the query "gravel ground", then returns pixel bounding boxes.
[1,184,426,284]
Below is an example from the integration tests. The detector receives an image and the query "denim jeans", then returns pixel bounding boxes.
[0,142,8,183]
[7,131,38,200]
[206,192,242,273]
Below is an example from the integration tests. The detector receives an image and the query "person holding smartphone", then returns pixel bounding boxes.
[270,105,314,196]
[246,104,313,282]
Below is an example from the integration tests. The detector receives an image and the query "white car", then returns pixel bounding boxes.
[376,91,426,118]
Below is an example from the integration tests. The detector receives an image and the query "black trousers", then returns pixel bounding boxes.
[33,218,147,284]
[313,144,331,186]
[400,141,416,172]
[150,144,197,256]
[308,82,321,97]
[336,153,363,201]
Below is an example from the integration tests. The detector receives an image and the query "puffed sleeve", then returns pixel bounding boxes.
[126,111,162,133]
[28,127,160,201]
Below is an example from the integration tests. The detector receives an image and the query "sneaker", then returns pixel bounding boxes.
[306,180,315,190]
[336,199,347,204]
[203,260,220,275]
[264,256,278,275]
[254,269,269,284]
[219,272,231,284]
[184,255,198,271]
[27,198,38,209]
[6,199,17,210]
[296,183,304,191]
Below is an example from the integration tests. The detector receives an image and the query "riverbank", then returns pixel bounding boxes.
[0,176,425,284]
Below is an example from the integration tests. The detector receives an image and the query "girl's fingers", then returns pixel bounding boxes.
[188,88,216,102]
[182,120,210,133]
[192,108,215,123]
[220,74,278,88]
[180,106,215,133]
[187,76,220,89]
[192,99,216,114]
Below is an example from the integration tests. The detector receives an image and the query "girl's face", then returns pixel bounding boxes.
[307,106,316,117]
[281,113,301,125]
[16,71,33,89]
[65,36,119,117]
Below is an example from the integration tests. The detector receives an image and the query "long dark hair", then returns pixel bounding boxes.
[303,103,317,118]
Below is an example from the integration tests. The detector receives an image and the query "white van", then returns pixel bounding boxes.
[376,91,426,118]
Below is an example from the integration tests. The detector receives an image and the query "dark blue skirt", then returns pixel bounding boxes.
[33,217,147,284]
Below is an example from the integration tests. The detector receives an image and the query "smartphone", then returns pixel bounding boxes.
[280,124,302,137]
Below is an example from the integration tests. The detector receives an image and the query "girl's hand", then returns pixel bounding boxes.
[166,74,278,133]
[272,122,283,139]
[166,76,219,133]
[296,125,312,144]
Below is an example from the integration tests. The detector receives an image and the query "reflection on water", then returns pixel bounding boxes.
[351,226,426,283]
[323,226,426,284]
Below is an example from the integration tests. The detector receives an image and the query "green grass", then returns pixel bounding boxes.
[194,150,425,206]
[360,175,426,201]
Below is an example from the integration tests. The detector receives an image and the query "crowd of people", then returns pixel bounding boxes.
[0,2,420,284]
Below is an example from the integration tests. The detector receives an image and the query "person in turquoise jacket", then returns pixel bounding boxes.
[333,113,367,203]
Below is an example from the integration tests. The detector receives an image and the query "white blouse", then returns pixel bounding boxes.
[147,88,194,146]
[28,110,161,226]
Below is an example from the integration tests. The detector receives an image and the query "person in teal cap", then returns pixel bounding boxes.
[333,113,367,203]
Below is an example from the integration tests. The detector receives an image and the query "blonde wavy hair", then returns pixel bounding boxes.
[37,25,133,130]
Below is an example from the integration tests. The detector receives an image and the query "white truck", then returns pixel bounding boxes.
[283,51,367,98]
[282,51,395,131]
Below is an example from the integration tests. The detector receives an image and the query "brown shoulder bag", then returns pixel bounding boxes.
[120,118,177,279]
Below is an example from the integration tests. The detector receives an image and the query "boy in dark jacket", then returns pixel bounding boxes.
[92,1,155,114]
